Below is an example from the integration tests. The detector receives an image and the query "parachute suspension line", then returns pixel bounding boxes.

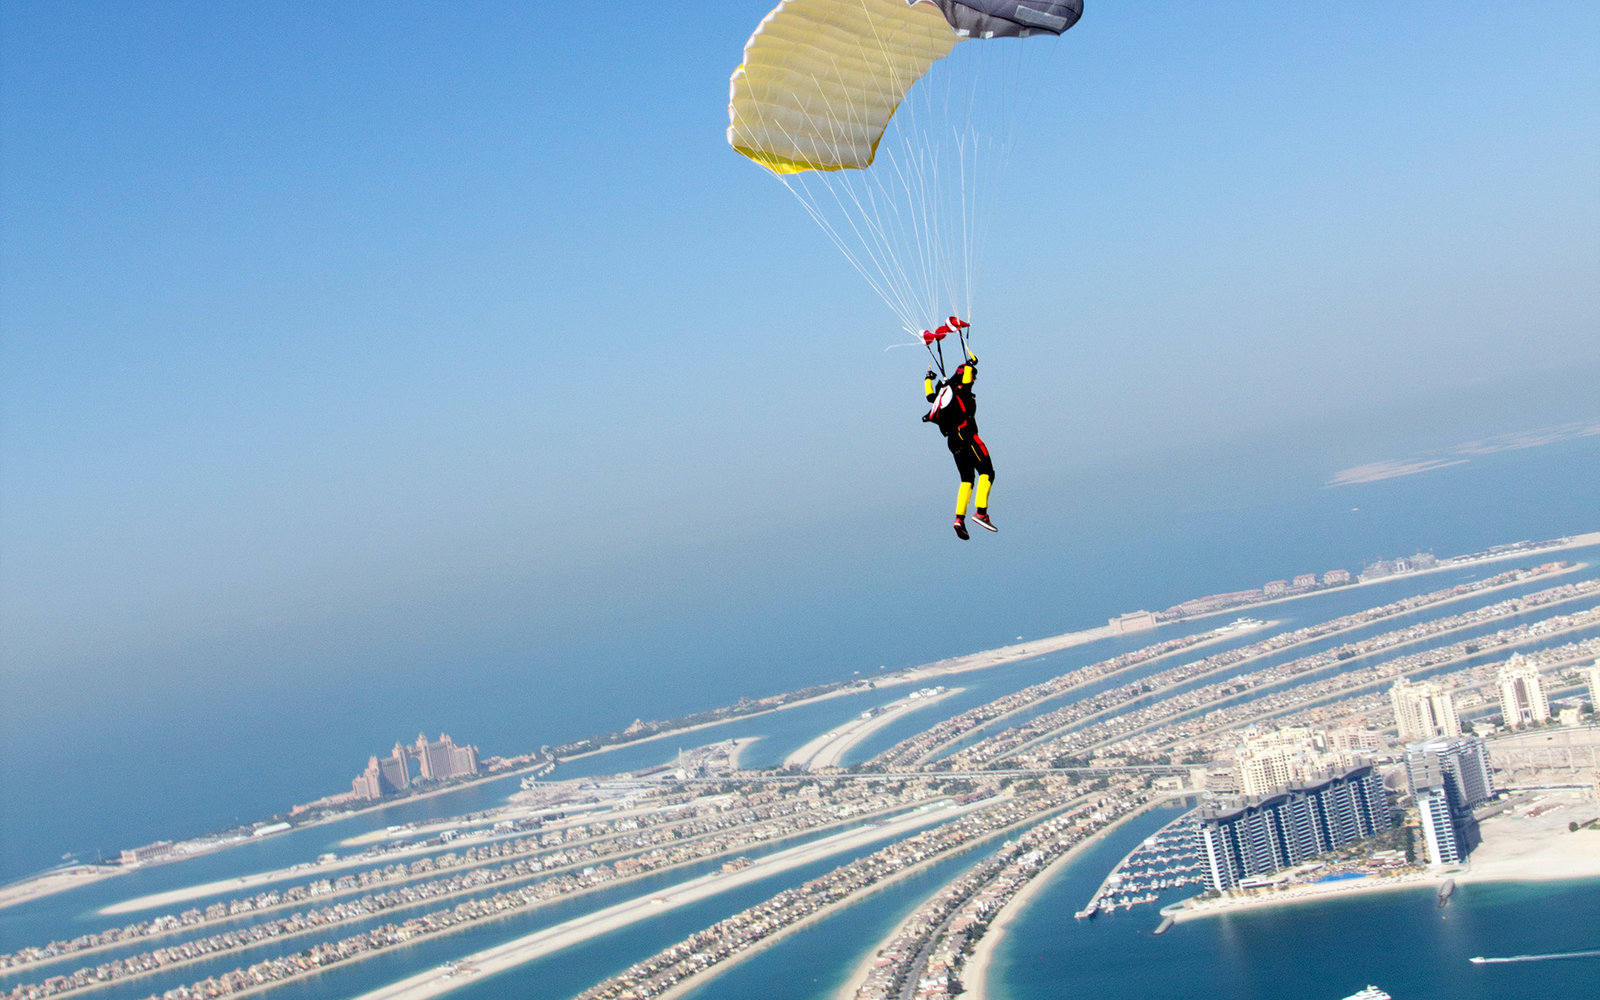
[774,50,952,338]
[781,165,924,337]
[796,1,924,334]
[874,50,953,335]
[854,6,947,334]
[769,58,926,335]
[969,36,1057,323]
[854,2,966,335]
[780,175,905,328]
[880,100,940,330]
[783,21,937,335]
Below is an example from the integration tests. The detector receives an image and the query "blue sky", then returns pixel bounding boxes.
[2,2,1598,822]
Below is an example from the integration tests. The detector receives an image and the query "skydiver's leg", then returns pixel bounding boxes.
[949,438,976,539]
[950,439,977,515]
[971,434,997,532]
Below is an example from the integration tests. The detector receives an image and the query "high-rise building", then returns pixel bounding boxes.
[1404,736,1493,811]
[352,745,412,800]
[1389,677,1461,743]
[351,734,480,801]
[1198,763,1392,892]
[1323,727,1383,754]
[414,733,480,781]
[1233,727,1317,798]
[1585,660,1600,714]
[1415,784,1462,865]
[1404,736,1491,865]
[1497,654,1551,728]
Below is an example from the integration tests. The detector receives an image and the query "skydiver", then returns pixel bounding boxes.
[923,346,996,540]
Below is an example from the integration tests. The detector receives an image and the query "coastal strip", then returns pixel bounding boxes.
[567,785,1093,1000]
[1167,790,1600,925]
[10,780,960,986]
[840,791,1179,1000]
[346,797,998,1000]
[956,799,1176,1000]
[9,534,1592,919]
[784,688,963,772]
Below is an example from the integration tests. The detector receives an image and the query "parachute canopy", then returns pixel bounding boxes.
[728,1,1083,174]
[727,0,1083,337]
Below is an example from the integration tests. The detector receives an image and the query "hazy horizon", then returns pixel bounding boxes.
[4,4,1598,877]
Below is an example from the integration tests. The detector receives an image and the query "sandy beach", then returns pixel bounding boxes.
[0,865,119,911]
[954,802,1177,1000]
[784,688,963,771]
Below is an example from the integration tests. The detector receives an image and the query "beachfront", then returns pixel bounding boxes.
[1167,790,1600,925]
[6,530,1600,1000]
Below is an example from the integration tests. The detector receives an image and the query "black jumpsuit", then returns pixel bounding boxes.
[924,359,995,518]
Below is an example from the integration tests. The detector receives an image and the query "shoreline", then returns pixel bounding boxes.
[101,739,767,918]
[784,688,964,771]
[8,530,1596,915]
[0,865,120,911]
[1168,791,1600,925]
[957,800,1177,1000]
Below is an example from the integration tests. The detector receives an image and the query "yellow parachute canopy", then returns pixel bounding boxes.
[728,0,961,174]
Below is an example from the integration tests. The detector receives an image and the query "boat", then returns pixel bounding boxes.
[1469,956,1487,964]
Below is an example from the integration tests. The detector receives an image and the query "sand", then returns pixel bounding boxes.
[1170,790,1600,924]
[784,688,964,771]
[954,801,1178,1000]
[0,865,120,910]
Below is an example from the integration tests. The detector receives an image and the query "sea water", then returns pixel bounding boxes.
[2,435,1599,998]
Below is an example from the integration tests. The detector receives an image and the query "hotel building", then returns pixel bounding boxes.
[1496,654,1551,728]
[1404,736,1492,865]
[352,733,480,801]
[1388,677,1461,743]
[1197,763,1392,892]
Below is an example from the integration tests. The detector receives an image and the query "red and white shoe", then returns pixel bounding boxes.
[972,511,998,532]
[953,516,970,540]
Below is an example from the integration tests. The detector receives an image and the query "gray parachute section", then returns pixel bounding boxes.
[931,0,1084,38]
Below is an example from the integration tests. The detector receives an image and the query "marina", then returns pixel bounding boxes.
[1074,812,1205,919]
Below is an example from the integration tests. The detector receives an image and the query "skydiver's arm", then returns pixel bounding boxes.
[925,370,938,402]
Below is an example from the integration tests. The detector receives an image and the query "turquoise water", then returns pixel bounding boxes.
[2,436,1599,998]
[994,853,1600,1000]
[6,434,1599,886]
